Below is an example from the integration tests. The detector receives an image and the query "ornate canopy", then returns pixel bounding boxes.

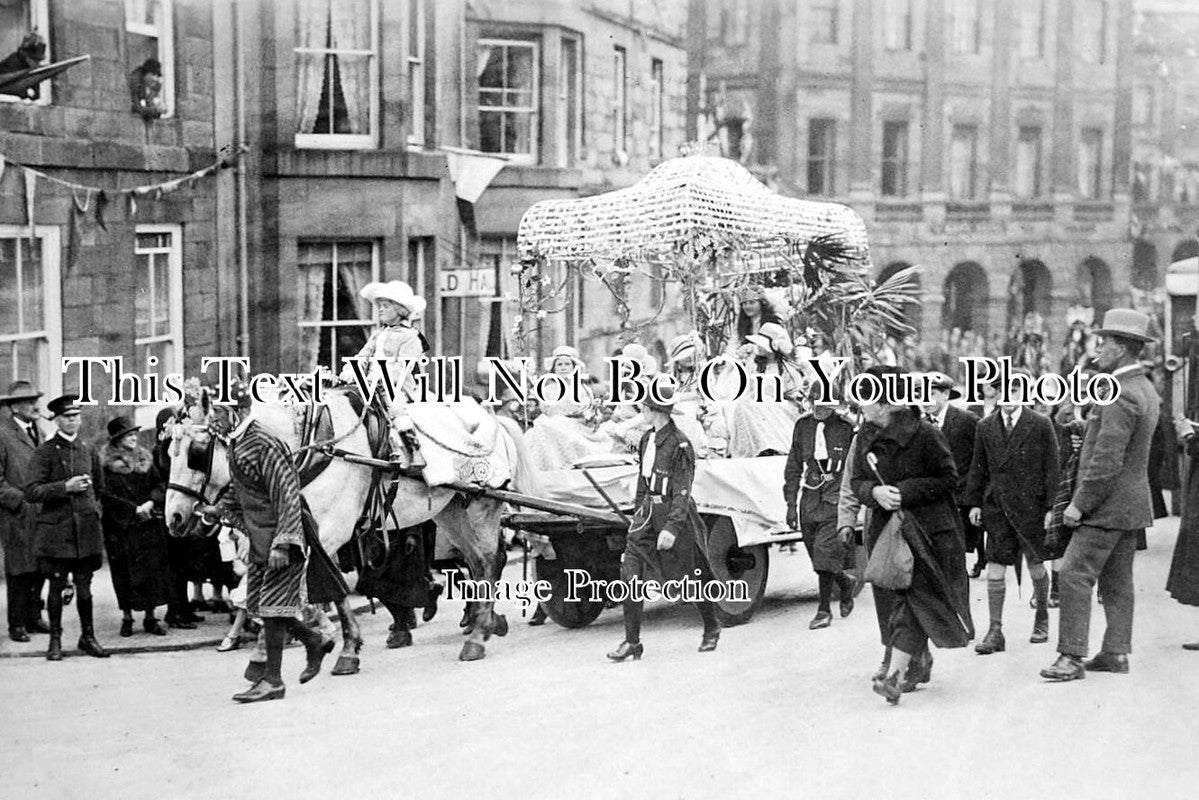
[516,155,871,271]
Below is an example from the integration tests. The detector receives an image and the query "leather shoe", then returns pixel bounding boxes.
[232,680,285,703]
[1040,654,1086,681]
[1183,642,1199,651]
[165,614,197,630]
[299,636,336,684]
[78,634,110,658]
[839,596,855,619]
[975,623,1005,655]
[1030,610,1049,644]
[8,627,30,643]
[809,610,833,630]
[872,671,902,705]
[143,619,167,636]
[699,628,720,653]
[119,619,134,638]
[46,634,62,661]
[901,650,933,693]
[1083,652,1129,674]
[607,641,644,661]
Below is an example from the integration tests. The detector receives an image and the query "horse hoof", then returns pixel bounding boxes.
[386,629,413,649]
[330,655,360,676]
[494,614,509,637]
[459,641,486,662]
[461,624,475,636]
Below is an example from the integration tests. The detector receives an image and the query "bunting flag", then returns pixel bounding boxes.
[0,154,6,185]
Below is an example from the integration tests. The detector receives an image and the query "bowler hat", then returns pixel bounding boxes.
[106,416,140,442]
[1093,308,1155,343]
[46,394,82,418]
[0,380,42,404]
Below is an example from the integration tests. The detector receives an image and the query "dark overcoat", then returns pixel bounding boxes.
[0,415,45,575]
[851,411,973,649]
[1166,435,1199,606]
[26,433,104,561]
[623,421,706,583]
[939,405,979,507]
[99,443,172,610]
[963,408,1060,562]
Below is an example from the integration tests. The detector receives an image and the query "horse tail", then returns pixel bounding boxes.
[495,415,543,497]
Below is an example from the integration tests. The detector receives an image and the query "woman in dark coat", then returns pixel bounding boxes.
[100,416,172,636]
[851,366,973,704]
[1166,415,1199,648]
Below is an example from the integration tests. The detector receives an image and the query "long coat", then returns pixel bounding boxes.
[0,415,46,575]
[1166,435,1199,606]
[940,405,979,507]
[622,421,705,583]
[99,443,172,611]
[851,411,973,649]
[26,433,105,561]
[963,408,1060,562]
[1071,365,1159,531]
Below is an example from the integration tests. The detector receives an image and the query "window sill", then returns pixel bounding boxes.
[294,133,377,151]
[875,200,923,222]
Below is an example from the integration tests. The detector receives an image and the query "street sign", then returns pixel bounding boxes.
[438,268,496,297]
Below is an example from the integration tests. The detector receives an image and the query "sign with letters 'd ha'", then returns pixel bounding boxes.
[438,268,495,297]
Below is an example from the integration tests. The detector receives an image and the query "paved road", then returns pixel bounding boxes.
[2,516,1197,800]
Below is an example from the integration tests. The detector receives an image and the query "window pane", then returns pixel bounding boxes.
[6,339,44,386]
[21,240,43,332]
[135,252,152,339]
[154,260,171,332]
[478,45,506,92]
[0,240,18,336]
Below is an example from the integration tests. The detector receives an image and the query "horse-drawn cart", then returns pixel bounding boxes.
[500,456,801,628]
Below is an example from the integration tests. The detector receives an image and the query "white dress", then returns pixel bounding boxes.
[524,383,611,470]
[725,355,804,458]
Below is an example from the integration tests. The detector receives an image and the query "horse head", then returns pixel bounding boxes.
[163,387,237,537]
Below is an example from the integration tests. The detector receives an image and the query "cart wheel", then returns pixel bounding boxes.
[705,516,768,626]
[536,555,604,629]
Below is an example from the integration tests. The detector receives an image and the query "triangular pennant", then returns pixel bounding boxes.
[0,154,6,185]
[94,190,109,230]
[127,193,138,217]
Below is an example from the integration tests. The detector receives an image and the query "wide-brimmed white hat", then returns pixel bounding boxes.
[360,280,427,318]
[543,345,584,373]
[667,333,705,366]
[747,322,793,356]
[621,342,659,373]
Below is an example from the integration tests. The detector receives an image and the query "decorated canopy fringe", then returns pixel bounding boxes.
[516,155,872,271]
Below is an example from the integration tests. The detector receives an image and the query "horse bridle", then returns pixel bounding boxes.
[166,427,232,532]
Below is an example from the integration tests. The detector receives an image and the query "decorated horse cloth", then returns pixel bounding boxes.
[408,398,514,488]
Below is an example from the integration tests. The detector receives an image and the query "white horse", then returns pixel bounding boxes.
[163,386,541,662]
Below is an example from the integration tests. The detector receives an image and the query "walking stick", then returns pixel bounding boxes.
[866,454,972,636]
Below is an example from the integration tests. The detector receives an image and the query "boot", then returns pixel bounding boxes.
[76,596,110,658]
[872,670,902,705]
[422,581,443,623]
[46,590,63,661]
[46,631,62,661]
[975,622,1005,655]
[1031,572,1050,644]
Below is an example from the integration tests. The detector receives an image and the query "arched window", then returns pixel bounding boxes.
[1077,257,1113,317]
[942,261,989,335]
[1132,240,1158,291]
[1008,259,1053,335]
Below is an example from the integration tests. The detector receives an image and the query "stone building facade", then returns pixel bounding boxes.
[0,0,222,429]
[689,0,1138,368]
